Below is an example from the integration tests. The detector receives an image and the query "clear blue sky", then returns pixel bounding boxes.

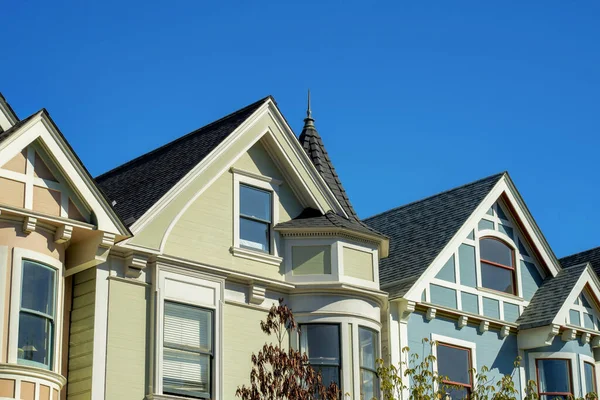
[2,1,599,258]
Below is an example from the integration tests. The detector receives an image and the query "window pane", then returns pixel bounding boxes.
[240,218,269,252]
[300,325,340,365]
[538,359,570,393]
[18,312,53,368]
[585,362,596,394]
[481,262,514,294]
[442,385,470,400]
[164,302,212,353]
[315,366,339,388]
[21,261,55,316]
[163,349,210,398]
[480,238,513,266]
[240,185,271,222]
[359,327,377,370]
[437,344,470,385]
[360,369,379,400]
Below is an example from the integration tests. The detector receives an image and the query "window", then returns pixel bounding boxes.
[163,301,213,399]
[536,359,572,399]
[479,237,516,295]
[18,260,56,369]
[239,184,272,253]
[584,361,597,395]
[359,327,379,400]
[437,343,472,399]
[300,324,341,389]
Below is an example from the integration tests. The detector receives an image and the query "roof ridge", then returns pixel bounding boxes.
[96,95,272,180]
[559,245,600,261]
[363,171,506,221]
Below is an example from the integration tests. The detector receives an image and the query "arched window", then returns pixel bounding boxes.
[479,237,516,295]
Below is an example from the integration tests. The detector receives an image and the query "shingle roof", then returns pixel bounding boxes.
[560,247,600,277]
[0,111,41,145]
[95,97,270,226]
[298,114,358,220]
[363,172,505,299]
[275,208,385,238]
[517,263,586,330]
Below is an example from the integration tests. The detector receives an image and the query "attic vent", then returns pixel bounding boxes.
[111,200,117,206]
[124,217,136,226]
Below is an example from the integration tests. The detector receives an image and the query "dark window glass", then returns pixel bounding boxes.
[537,359,572,398]
[239,184,272,253]
[300,324,341,389]
[479,238,515,295]
[437,343,472,399]
[584,361,596,395]
[359,327,379,400]
[480,238,513,267]
[481,262,514,294]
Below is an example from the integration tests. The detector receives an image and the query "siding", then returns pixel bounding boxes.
[223,303,285,400]
[482,297,500,319]
[435,256,455,283]
[520,260,543,301]
[343,247,374,281]
[292,246,331,275]
[67,268,96,400]
[430,284,457,309]
[458,244,477,287]
[105,280,148,399]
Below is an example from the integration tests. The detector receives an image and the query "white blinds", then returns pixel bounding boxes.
[163,301,212,398]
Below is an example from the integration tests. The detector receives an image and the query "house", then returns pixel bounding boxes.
[0,91,597,400]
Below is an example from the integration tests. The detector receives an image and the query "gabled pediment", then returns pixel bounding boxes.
[0,109,129,237]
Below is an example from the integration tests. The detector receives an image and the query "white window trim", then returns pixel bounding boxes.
[527,351,579,397]
[153,266,224,400]
[431,334,477,392]
[580,354,599,396]
[568,291,600,330]
[0,245,9,361]
[8,247,64,373]
[338,241,379,289]
[232,169,282,265]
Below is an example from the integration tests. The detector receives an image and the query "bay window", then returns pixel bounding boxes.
[437,343,472,399]
[300,324,341,389]
[163,301,213,399]
[239,184,272,253]
[18,260,56,369]
[536,359,572,400]
[479,237,516,295]
[584,361,597,396]
[359,327,379,400]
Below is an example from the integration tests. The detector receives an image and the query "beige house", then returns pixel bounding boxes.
[0,93,389,400]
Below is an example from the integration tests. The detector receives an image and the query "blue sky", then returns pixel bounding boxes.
[2,1,599,257]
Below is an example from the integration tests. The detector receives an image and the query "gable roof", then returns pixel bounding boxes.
[560,246,600,277]
[0,111,40,145]
[95,96,271,226]
[517,263,587,330]
[363,172,505,298]
[298,111,357,220]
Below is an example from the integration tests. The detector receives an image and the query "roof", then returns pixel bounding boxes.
[560,246,600,277]
[363,172,505,298]
[275,208,385,239]
[298,113,358,220]
[517,263,587,330]
[95,96,270,226]
[0,111,41,145]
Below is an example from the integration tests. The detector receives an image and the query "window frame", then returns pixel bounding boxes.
[358,326,380,399]
[431,334,477,397]
[239,183,273,253]
[535,358,573,399]
[7,247,63,372]
[479,236,517,296]
[299,323,343,390]
[580,354,598,397]
[232,169,281,263]
[437,343,473,397]
[162,300,214,399]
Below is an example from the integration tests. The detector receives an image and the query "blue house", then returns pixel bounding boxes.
[366,173,600,399]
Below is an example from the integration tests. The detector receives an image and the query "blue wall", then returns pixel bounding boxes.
[407,312,522,392]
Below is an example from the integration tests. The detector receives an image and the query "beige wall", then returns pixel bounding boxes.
[223,303,285,399]
[292,246,331,275]
[66,268,96,400]
[0,378,14,397]
[21,381,35,400]
[105,279,148,400]
[165,141,303,280]
[343,247,374,281]
[0,177,25,208]
[1,149,26,173]
[33,186,62,216]
[0,220,64,363]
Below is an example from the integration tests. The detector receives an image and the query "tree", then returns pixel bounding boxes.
[236,299,340,400]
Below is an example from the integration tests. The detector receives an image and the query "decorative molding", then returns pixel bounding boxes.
[22,216,37,234]
[125,252,149,278]
[397,300,416,322]
[100,232,116,248]
[592,336,600,348]
[249,283,267,305]
[458,315,468,329]
[479,320,489,333]
[230,167,283,186]
[561,328,577,342]
[581,332,592,345]
[54,224,73,244]
[230,246,283,266]
[426,307,436,321]
[500,326,510,338]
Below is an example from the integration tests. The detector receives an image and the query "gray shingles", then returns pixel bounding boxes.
[560,247,600,277]
[363,172,505,299]
[517,263,586,330]
[275,208,385,238]
[95,97,270,226]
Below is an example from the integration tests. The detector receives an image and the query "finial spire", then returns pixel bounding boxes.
[304,89,314,127]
